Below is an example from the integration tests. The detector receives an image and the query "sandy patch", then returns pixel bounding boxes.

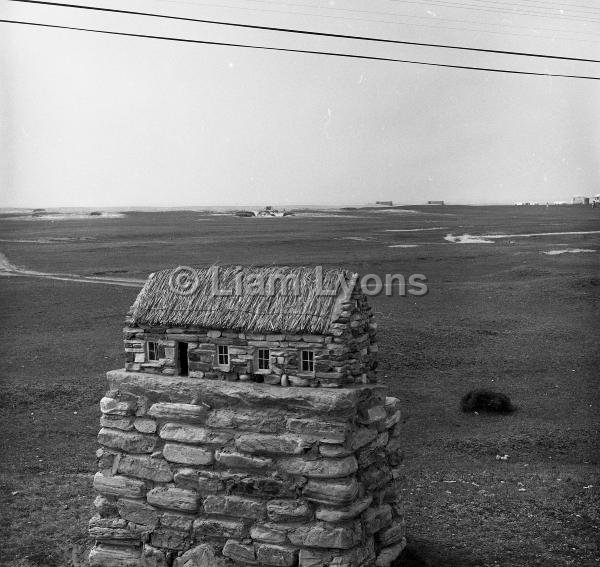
[385,227,448,232]
[543,249,596,255]
[373,209,421,214]
[0,237,95,243]
[445,230,600,244]
[484,231,600,239]
[294,212,359,218]
[444,234,494,244]
[0,253,17,272]
[0,252,143,287]
[388,244,419,248]
[6,213,125,221]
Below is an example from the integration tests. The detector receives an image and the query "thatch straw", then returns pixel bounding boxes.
[129,265,357,334]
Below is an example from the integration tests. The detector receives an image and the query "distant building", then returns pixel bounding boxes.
[427,200,444,205]
[375,201,393,206]
[572,196,589,205]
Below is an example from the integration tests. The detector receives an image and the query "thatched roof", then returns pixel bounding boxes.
[129,265,358,334]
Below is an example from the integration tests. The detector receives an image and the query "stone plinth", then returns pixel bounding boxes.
[89,370,406,566]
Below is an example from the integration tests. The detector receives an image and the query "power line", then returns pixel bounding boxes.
[391,0,600,17]
[169,0,600,26]
[2,18,599,81]
[468,0,600,13]
[510,0,600,10]
[9,0,600,63]
[386,0,600,23]
[457,0,600,17]
[311,0,600,23]
[220,0,600,24]
[155,0,600,43]
[513,0,600,11]
[21,0,600,41]
[481,0,600,14]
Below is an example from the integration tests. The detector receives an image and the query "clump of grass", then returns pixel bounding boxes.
[460,389,515,414]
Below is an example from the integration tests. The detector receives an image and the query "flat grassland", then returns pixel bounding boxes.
[0,206,598,566]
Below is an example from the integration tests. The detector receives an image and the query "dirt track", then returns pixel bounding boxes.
[0,252,144,288]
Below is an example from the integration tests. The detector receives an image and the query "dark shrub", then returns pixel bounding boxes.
[460,389,515,413]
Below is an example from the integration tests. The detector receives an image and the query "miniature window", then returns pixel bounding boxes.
[300,350,314,373]
[217,345,229,367]
[147,341,160,361]
[257,348,270,370]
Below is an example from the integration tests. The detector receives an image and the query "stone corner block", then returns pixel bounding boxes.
[88,544,141,567]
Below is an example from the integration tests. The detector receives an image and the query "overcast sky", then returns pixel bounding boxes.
[1,0,599,207]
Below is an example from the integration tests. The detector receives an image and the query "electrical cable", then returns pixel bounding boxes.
[2,18,599,81]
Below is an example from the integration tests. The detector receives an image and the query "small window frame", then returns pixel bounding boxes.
[147,341,160,361]
[300,349,315,373]
[217,345,230,369]
[256,348,271,372]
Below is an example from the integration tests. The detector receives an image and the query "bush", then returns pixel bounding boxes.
[460,389,515,414]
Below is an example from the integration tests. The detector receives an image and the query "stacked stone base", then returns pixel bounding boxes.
[89,370,406,567]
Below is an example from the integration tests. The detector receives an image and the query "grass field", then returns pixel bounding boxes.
[0,205,598,566]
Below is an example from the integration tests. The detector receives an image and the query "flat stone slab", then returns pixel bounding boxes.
[278,455,358,478]
[107,370,384,417]
[89,544,141,567]
[146,486,200,512]
[93,472,146,499]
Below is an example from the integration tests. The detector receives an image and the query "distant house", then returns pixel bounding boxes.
[124,266,377,388]
[572,196,589,205]
[427,200,444,205]
[375,201,393,206]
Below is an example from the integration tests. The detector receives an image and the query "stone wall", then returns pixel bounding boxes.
[123,285,377,389]
[89,371,406,566]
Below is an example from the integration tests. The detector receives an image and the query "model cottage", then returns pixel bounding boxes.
[89,265,406,567]
[123,266,378,388]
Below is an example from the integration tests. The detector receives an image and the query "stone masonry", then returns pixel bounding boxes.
[123,273,377,389]
[89,267,406,566]
[89,373,405,566]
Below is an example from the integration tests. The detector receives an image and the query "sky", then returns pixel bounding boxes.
[1,0,599,207]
